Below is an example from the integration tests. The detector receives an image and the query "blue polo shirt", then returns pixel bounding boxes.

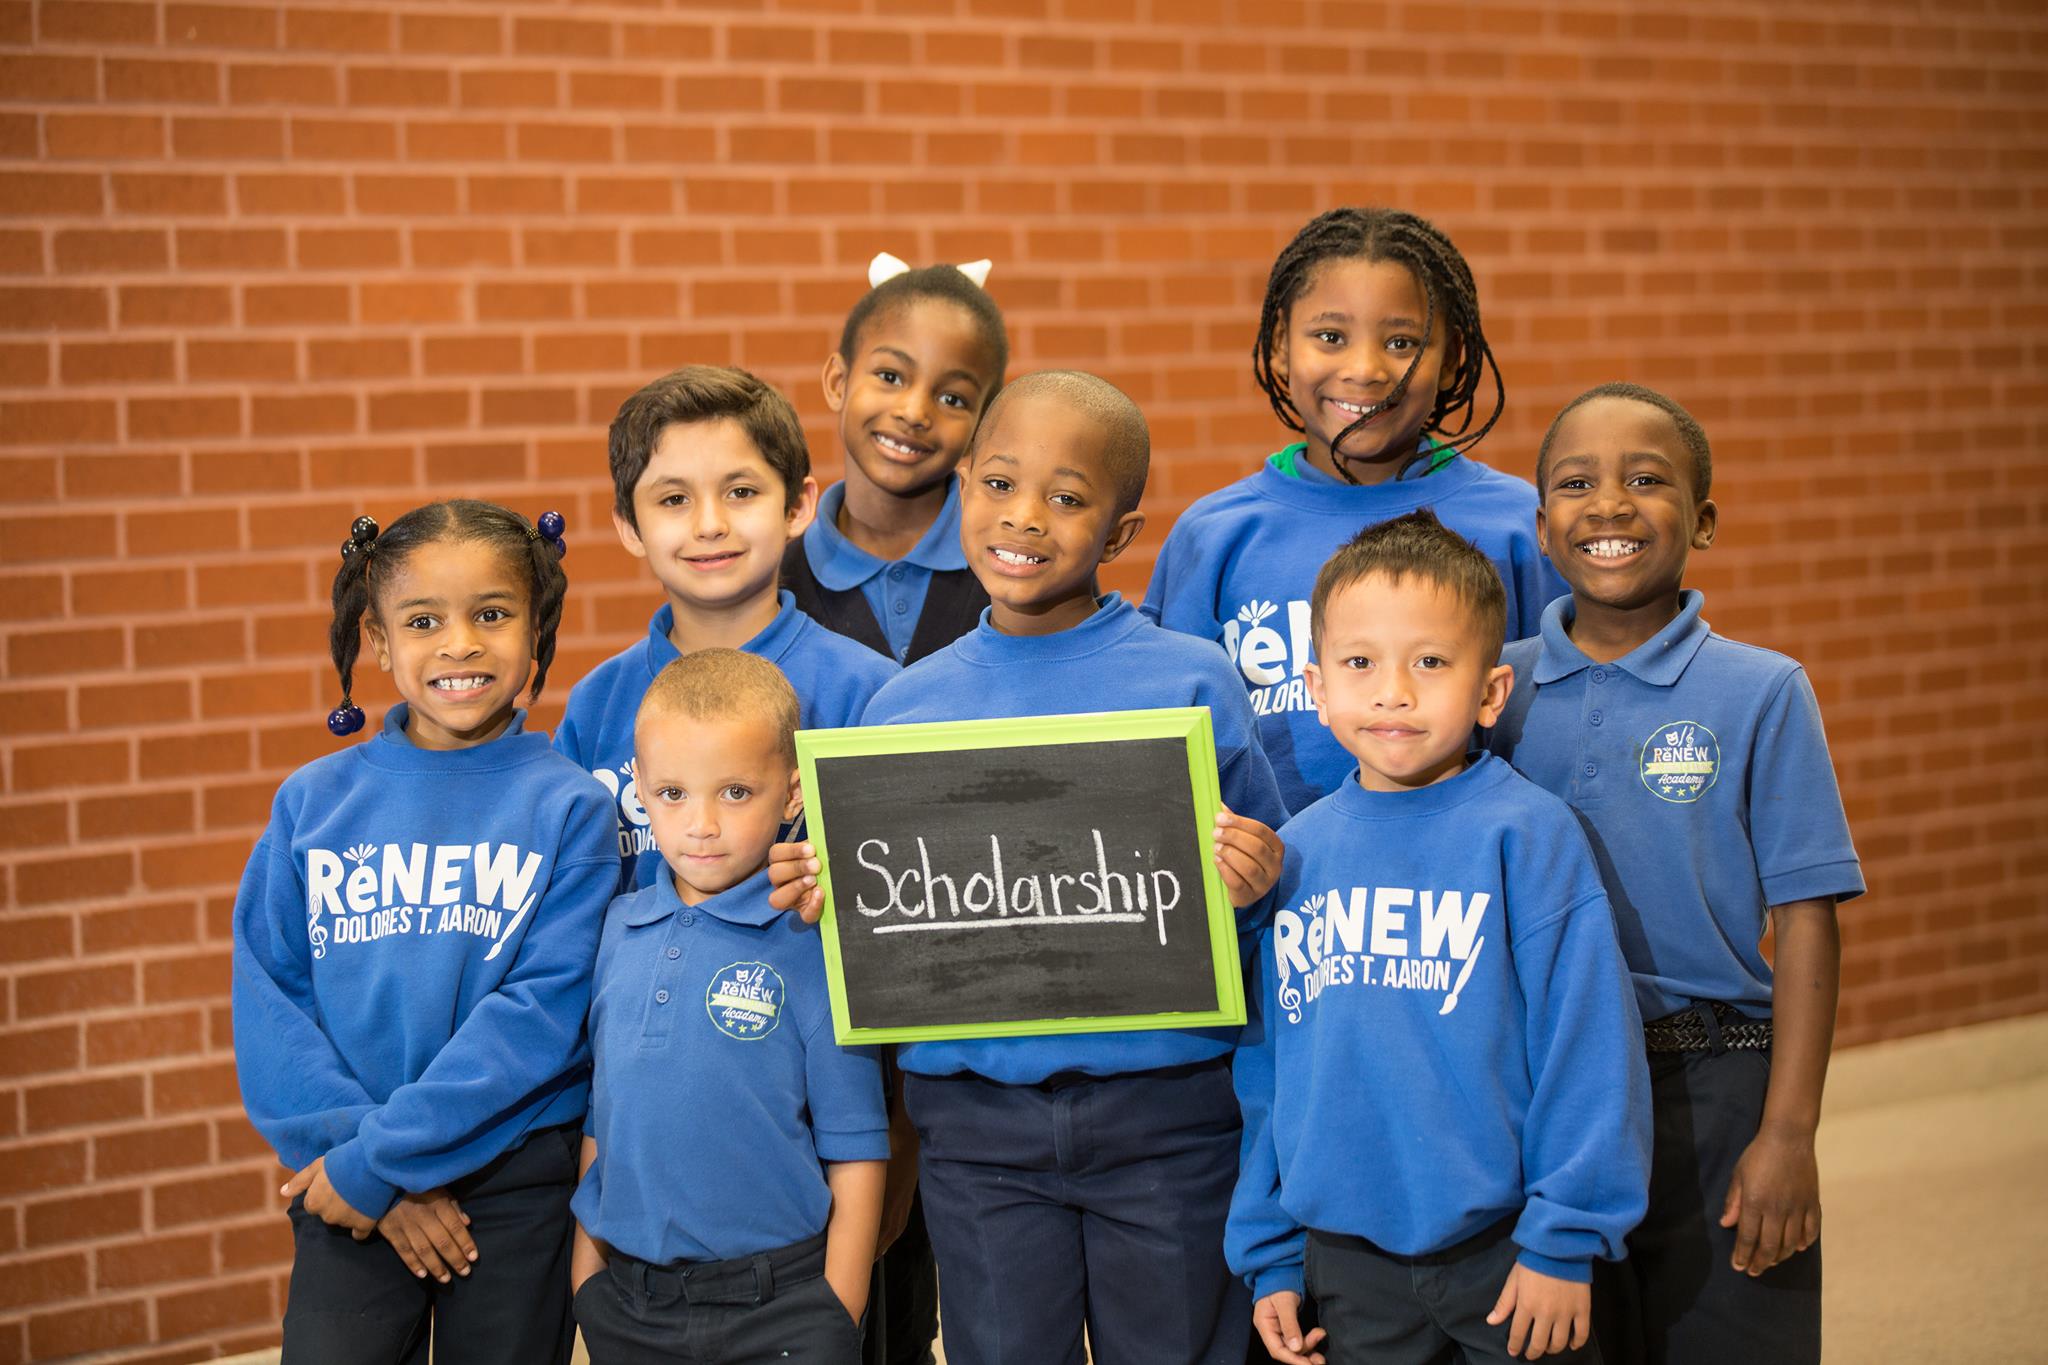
[1487,591,1864,1020]
[801,477,968,663]
[572,867,889,1265]
[553,592,896,891]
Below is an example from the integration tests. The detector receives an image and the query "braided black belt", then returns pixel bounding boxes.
[1643,1000,1772,1053]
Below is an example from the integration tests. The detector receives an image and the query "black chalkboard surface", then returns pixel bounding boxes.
[796,709,1246,1044]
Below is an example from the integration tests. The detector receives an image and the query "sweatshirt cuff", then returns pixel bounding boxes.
[1251,1264,1305,1302]
[321,1138,400,1222]
[1514,1247,1592,1283]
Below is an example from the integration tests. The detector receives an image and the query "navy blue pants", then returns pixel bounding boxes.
[1597,1037,1821,1365]
[1306,1218,1600,1365]
[905,1058,1248,1365]
[281,1122,581,1365]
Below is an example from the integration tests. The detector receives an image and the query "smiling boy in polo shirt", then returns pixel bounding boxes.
[1487,383,1864,1365]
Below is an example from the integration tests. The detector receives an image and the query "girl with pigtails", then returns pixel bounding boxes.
[231,500,618,1364]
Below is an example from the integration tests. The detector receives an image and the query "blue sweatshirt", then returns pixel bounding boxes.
[554,591,897,890]
[1142,447,1568,815]
[1227,755,1650,1300]
[231,706,618,1220]
[860,593,1289,1084]
[574,868,889,1264]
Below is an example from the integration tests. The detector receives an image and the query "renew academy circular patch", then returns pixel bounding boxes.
[1640,720,1720,804]
[705,961,785,1040]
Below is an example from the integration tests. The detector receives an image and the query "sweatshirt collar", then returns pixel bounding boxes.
[1330,751,1508,820]
[642,591,807,681]
[1532,589,1711,688]
[359,704,550,773]
[804,476,967,590]
[1252,445,1485,512]
[622,865,780,929]
[951,592,1147,667]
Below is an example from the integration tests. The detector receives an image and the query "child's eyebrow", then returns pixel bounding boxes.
[867,345,918,368]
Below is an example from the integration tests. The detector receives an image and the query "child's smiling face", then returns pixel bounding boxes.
[824,298,999,500]
[364,538,533,751]
[1538,396,1717,616]
[636,710,799,906]
[1279,257,1455,483]
[615,417,818,619]
[1306,572,1511,793]
[959,389,1145,636]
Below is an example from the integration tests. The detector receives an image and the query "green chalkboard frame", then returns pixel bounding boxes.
[796,707,1247,1045]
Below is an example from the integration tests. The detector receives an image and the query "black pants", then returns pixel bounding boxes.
[1596,1037,1820,1365]
[862,1190,939,1365]
[906,1058,1248,1365]
[281,1122,581,1365]
[574,1231,860,1365]
[1306,1218,1600,1365]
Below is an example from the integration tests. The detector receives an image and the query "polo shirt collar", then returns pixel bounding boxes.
[621,866,779,929]
[804,477,967,591]
[1532,589,1710,687]
[642,592,806,680]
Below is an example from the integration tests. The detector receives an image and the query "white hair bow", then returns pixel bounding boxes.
[868,252,993,290]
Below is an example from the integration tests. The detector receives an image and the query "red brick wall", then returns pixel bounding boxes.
[2,0,2043,1357]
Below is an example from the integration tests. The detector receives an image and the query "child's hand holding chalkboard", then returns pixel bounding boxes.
[1213,807,1285,909]
[766,839,826,923]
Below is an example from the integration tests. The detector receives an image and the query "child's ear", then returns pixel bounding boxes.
[363,614,393,673]
[1304,659,1330,728]
[783,767,803,822]
[1476,662,1514,730]
[612,506,649,562]
[1535,505,1550,560]
[784,474,820,540]
[1438,331,1464,391]
[821,351,849,414]
[1691,497,1718,551]
[1098,509,1147,565]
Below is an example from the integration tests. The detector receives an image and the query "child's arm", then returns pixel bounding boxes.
[1503,821,1651,1349]
[1721,896,1838,1275]
[822,1159,886,1321]
[318,801,618,1222]
[1227,934,1324,1365]
[571,1135,610,1292]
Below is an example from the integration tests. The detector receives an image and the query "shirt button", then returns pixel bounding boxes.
[1591,668,1606,683]
[679,913,694,927]
[1590,711,1603,725]
[665,946,680,960]
[889,565,905,580]
[655,989,670,1004]
[892,599,909,615]
[1583,762,1598,777]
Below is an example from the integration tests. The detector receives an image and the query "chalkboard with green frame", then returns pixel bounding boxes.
[795,708,1247,1045]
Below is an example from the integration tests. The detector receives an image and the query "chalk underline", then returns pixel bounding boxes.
[871,913,1150,934]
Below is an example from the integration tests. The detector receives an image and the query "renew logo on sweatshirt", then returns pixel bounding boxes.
[1222,598,1318,717]
[1272,884,1491,1024]
[303,841,544,962]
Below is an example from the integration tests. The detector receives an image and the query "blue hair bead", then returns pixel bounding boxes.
[327,703,365,736]
[537,509,565,539]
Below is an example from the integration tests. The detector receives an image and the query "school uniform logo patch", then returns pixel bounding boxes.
[1640,721,1719,803]
[705,961,784,1040]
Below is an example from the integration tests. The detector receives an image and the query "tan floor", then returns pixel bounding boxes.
[236,1014,2046,1365]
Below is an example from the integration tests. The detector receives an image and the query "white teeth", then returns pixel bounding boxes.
[875,434,924,456]
[1579,539,1644,559]
[1330,398,1367,415]
[432,676,491,692]
[992,547,1045,566]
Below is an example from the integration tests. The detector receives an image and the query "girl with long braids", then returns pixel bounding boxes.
[1142,207,1568,815]
[231,500,618,1364]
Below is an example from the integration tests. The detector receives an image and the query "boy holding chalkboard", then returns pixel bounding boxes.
[777,369,1291,1365]
[571,650,888,1364]
[555,366,897,892]
[1228,511,1650,1365]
